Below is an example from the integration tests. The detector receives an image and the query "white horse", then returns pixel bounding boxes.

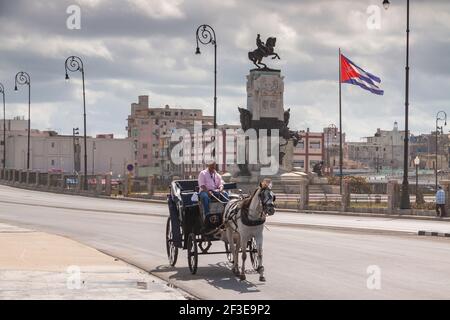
[222,179,275,282]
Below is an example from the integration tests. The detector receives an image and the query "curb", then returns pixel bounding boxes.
[279,208,450,223]
[418,230,450,238]
[0,181,167,205]
[266,221,416,236]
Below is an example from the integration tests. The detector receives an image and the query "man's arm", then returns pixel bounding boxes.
[198,172,208,192]
[216,173,224,191]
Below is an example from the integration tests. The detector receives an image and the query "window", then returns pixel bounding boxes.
[0,140,4,146]
[150,111,155,116]
[51,160,55,166]
[310,141,321,149]
[175,112,179,116]
[165,111,171,116]
[51,142,55,148]
[293,160,305,168]
[143,154,148,159]
[297,141,305,149]
[142,143,148,149]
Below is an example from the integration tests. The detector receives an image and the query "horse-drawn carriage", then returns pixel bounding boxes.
[165,179,262,275]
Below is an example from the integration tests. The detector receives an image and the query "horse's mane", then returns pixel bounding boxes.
[240,187,260,209]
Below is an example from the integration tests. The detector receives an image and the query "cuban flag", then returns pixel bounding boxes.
[340,54,384,95]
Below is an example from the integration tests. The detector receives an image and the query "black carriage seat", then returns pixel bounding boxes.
[173,180,238,235]
[174,180,199,207]
[175,180,237,207]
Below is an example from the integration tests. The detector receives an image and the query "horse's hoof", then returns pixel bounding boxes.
[240,274,246,281]
[259,276,266,282]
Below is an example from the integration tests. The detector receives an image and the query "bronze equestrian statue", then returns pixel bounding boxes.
[248,34,281,69]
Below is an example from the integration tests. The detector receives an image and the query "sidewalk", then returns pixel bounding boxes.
[0,223,188,300]
[270,210,450,236]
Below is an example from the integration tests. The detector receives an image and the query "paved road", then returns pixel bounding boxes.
[0,185,450,299]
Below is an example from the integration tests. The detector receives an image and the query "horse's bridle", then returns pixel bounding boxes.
[259,187,275,217]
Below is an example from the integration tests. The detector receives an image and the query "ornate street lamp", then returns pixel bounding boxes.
[0,83,5,169]
[195,24,217,130]
[14,72,31,170]
[383,0,412,209]
[435,111,447,191]
[65,56,88,190]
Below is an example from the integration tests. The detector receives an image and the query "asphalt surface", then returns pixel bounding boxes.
[0,185,450,299]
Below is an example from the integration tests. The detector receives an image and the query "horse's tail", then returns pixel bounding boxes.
[248,51,255,61]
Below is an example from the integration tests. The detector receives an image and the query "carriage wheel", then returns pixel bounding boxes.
[224,242,233,263]
[187,233,198,274]
[166,217,178,267]
[247,237,260,271]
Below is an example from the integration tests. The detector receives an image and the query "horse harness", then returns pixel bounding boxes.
[224,189,267,229]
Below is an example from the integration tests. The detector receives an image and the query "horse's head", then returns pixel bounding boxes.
[266,37,276,49]
[259,178,275,216]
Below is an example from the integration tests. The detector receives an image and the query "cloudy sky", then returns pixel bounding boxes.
[0,0,449,141]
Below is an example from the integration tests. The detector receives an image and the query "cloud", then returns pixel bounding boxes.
[127,0,185,19]
[0,0,449,142]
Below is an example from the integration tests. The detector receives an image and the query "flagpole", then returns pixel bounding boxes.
[339,48,343,194]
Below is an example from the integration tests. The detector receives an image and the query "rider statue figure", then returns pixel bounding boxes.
[248,34,281,69]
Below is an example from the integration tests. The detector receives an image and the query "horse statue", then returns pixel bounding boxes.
[222,178,275,281]
[248,34,281,69]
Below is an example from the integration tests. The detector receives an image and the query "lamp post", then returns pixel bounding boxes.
[73,127,79,174]
[195,24,218,166]
[195,24,217,130]
[92,141,96,175]
[326,124,337,175]
[435,111,447,191]
[414,155,420,202]
[14,72,31,170]
[65,56,88,190]
[0,83,5,170]
[383,0,412,209]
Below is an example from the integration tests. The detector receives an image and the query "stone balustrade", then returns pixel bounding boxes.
[0,169,115,197]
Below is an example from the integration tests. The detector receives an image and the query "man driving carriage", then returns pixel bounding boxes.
[198,160,230,217]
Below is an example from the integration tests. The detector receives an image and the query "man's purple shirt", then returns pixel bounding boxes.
[198,169,224,191]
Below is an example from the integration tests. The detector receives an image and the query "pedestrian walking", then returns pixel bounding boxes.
[435,186,446,217]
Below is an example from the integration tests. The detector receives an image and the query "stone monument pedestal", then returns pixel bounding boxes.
[231,40,308,193]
